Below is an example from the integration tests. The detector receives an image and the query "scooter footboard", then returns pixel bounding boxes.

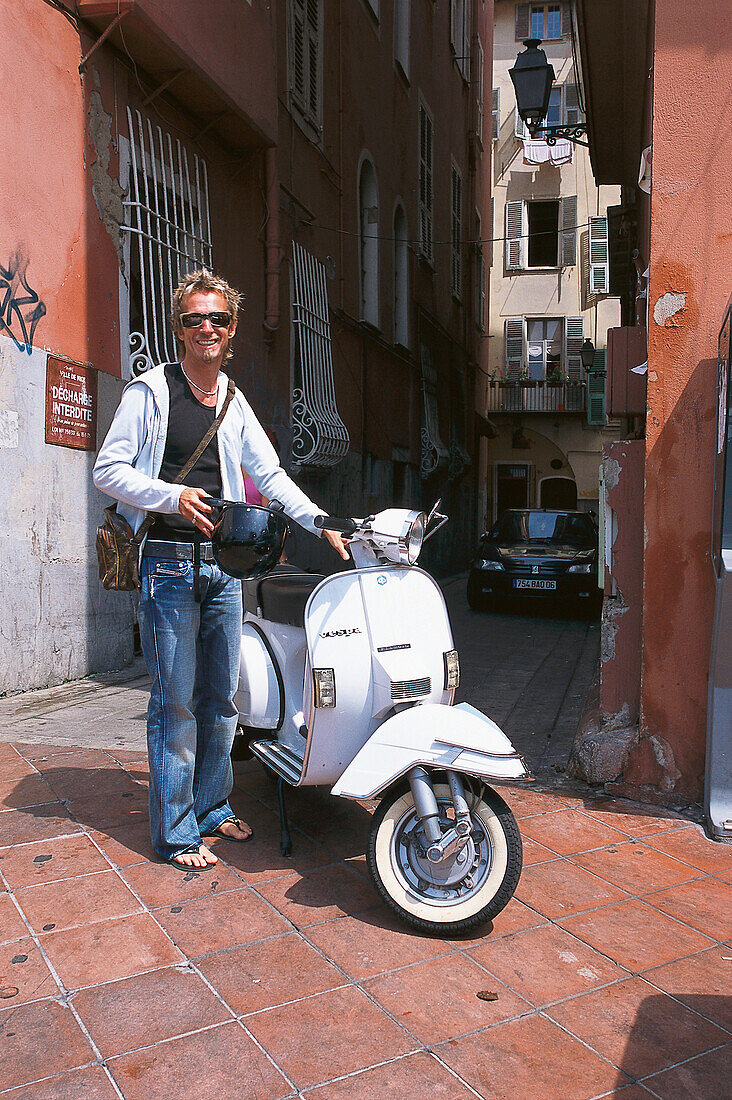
[331,702,529,800]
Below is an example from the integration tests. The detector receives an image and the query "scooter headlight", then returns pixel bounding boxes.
[404,513,425,564]
[313,668,336,708]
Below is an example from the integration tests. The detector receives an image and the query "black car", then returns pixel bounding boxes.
[467,509,601,613]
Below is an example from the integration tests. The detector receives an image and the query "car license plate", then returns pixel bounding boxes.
[513,579,556,590]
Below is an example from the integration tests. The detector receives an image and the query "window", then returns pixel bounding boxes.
[358,158,379,327]
[120,108,212,377]
[474,210,486,331]
[587,349,607,425]
[451,162,462,299]
[515,2,570,40]
[589,216,609,294]
[288,0,322,138]
[418,100,434,265]
[504,316,584,379]
[291,242,350,467]
[394,0,410,79]
[394,203,409,347]
[473,36,484,144]
[492,88,500,142]
[505,196,577,270]
[450,1,471,81]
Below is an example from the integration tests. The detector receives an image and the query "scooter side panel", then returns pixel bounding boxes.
[234,621,282,730]
[331,702,528,799]
[301,572,375,784]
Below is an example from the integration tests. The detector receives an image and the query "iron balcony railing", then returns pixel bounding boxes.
[486,380,586,414]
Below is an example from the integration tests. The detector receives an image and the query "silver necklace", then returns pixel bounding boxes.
[180,364,218,398]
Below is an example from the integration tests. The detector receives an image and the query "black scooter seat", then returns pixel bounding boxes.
[244,566,324,627]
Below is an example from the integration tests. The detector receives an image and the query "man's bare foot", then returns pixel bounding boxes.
[170,843,218,869]
[210,816,253,842]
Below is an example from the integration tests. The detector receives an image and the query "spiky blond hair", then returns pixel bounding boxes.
[171,269,243,362]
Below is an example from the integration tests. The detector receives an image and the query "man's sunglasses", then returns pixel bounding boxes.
[179,311,232,329]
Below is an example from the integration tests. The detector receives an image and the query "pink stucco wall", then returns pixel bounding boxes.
[622,0,732,800]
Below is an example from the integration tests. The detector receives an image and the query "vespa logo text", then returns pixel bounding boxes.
[321,627,362,639]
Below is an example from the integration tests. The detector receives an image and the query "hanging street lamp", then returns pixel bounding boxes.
[509,39,588,147]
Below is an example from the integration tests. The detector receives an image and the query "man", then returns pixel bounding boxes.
[94,270,348,869]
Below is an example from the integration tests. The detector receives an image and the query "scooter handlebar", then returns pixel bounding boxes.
[314,515,357,536]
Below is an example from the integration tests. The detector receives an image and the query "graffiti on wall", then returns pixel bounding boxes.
[0,248,46,355]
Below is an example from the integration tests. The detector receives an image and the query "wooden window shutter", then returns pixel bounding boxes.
[451,164,462,298]
[451,0,459,53]
[291,0,307,109]
[505,200,524,270]
[306,0,320,122]
[492,88,500,141]
[505,318,525,379]
[561,2,572,36]
[587,350,607,426]
[419,103,434,264]
[565,316,584,380]
[564,83,581,125]
[560,195,577,266]
[589,216,609,294]
[489,196,494,268]
[514,104,529,139]
[515,3,530,40]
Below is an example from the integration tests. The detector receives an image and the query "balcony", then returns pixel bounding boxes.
[486,380,586,414]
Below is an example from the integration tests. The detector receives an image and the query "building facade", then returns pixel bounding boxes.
[0,1,491,693]
[477,0,620,531]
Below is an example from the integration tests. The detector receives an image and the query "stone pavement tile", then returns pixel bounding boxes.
[362,952,531,1044]
[16,869,143,934]
[88,823,156,867]
[11,743,83,761]
[0,894,30,944]
[435,1013,628,1100]
[559,899,716,972]
[218,829,335,884]
[0,805,81,848]
[72,965,232,1058]
[225,789,283,835]
[108,1020,291,1100]
[546,976,729,1079]
[153,886,291,957]
[197,932,344,1015]
[640,1043,732,1100]
[641,946,732,1030]
[106,749,148,765]
[641,876,732,941]
[254,864,381,927]
[40,912,184,990]
[0,773,58,811]
[641,825,732,874]
[246,984,414,1090]
[3,1065,120,1099]
[520,837,559,865]
[467,922,627,1007]
[0,936,58,1004]
[119,856,244,909]
[1,757,41,782]
[519,808,631,855]
[0,834,113,890]
[39,760,142,802]
[301,1051,476,1099]
[493,785,567,819]
[572,799,688,838]
[514,857,629,919]
[66,789,149,831]
[33,748,124,772]
[305,912,452,981]
[571,842,701,896]
[0,743,25,765]
[0,998,95,1092]
[448,896,549,945]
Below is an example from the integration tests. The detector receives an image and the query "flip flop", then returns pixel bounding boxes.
[209,816,254,843]
[168,845,216,872]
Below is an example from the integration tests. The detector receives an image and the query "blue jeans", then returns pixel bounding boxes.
[138,555,243,859]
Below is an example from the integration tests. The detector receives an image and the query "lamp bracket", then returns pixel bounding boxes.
[527,123,589,148]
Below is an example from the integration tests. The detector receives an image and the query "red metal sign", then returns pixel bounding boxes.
[45,357,97,451]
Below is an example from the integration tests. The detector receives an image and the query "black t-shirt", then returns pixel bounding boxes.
[147,362,223,542]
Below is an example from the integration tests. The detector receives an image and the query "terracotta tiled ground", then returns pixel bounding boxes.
[0,742,730,1099]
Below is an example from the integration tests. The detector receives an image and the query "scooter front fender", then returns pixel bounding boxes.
[331,702,529,800]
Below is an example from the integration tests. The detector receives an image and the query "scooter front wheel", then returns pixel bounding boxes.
[366,782,522,936]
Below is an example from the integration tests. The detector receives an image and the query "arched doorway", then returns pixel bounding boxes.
[540,476,577,509]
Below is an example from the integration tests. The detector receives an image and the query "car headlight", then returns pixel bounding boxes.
[568,563,593,574]
[476,559,504,571]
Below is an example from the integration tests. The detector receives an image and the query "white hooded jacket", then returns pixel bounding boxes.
[93,364,323,539]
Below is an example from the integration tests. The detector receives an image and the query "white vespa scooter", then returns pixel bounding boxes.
[231,503,529,936]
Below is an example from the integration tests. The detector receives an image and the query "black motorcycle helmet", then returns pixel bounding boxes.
[209,501,287,579]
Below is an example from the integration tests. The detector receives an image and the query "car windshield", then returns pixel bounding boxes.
[491,512,595,547]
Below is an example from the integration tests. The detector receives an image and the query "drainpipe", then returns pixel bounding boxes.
[263,146,280,340]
